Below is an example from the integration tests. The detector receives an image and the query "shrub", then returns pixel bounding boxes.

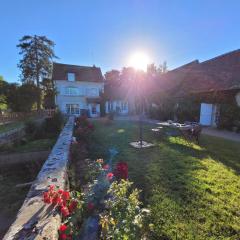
[24,119,37,136]
[217,103,240,130]
[100,180,151,240]
[74,116,94,143]
[43,110,64,136]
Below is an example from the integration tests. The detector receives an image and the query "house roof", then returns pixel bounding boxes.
[157,49,240,97]
[52,62,104,82]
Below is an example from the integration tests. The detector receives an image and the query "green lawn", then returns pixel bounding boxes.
[0,138,56,153]
[89,120,240,240]
[0,121,24,134]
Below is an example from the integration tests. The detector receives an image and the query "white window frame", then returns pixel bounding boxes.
[66,104,80,115]
[65,87,79,96]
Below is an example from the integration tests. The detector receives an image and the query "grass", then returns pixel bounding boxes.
[0,121,24,134]
[89,120,240,240]
[0,138,56,153]
[0,158,45,238]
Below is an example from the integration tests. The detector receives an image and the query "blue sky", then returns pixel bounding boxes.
[1,0,240,83]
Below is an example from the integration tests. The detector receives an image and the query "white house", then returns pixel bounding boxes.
[52,63,104,117]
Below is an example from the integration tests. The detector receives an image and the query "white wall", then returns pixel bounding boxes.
[55,80,104,115]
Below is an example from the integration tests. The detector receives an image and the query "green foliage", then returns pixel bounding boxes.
[176,97,200,122]
[0,75,8,110]
[17,35,57,86]
[24,119,37,136]
[217,103,240,131]
[90,120,240,239]
[100,179,150,240]
[5,83,40,112]
[17,35,57,109]
[74,116,94,143]
[148,94,200,122]
[41,78,56,109]
[43,111,64,136]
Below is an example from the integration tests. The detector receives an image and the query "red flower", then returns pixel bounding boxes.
[62,191,70,201]
[114,162,128,180]
[59,233,67,240]
[43,192,52,204]
[49,185,55,191]
[59,224,68,232]
[58,189,64,194]
[106,172,114,180]
[69,200,78,213]
[87,202,94,210]
[61,206,70,217]
[88,124,94,130]
[103,164,109,170]
[52,195,62,206]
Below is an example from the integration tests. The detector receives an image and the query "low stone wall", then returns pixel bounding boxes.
[3,117,74,240]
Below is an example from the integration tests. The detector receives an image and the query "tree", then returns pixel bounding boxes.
[17,35,57,109]
[41,78,56,109]
[104,70,120,84]
[147,63,157,76]
[157,61,168,74]
[0,75,8,110]
[5,83,40,112]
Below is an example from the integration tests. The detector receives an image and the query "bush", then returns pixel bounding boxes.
[74,116,94,143]
[100,180,151,240]
[43,111,64,136]
[24,119,37,136]
[217,103,240,131]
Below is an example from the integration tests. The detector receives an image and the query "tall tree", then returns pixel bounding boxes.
[0,75,8,110]
[17,35,57,109]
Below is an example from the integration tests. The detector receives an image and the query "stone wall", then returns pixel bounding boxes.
[3,117,74,240]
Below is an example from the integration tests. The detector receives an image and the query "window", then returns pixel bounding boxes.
[66,104,80,115]
[86,88,98,96]
[65,87,79,96]
[92,105,97,114]
[67,73,75,81]
[121,101,127,110]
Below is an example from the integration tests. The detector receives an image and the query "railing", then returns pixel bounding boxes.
[0,109,56,124]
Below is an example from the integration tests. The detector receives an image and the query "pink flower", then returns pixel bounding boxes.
[103,164,109,170]
[106,172,114,180]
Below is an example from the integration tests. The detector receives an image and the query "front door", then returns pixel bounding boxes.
[200,103,213,126]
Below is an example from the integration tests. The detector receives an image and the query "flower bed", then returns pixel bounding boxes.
[42,116,151,239]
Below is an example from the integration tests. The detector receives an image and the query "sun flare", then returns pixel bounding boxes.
[128,51,150,71]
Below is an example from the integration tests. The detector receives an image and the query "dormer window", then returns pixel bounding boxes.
[67,73,75,81]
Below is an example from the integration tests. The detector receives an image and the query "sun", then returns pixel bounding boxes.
[128,51,150,71]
